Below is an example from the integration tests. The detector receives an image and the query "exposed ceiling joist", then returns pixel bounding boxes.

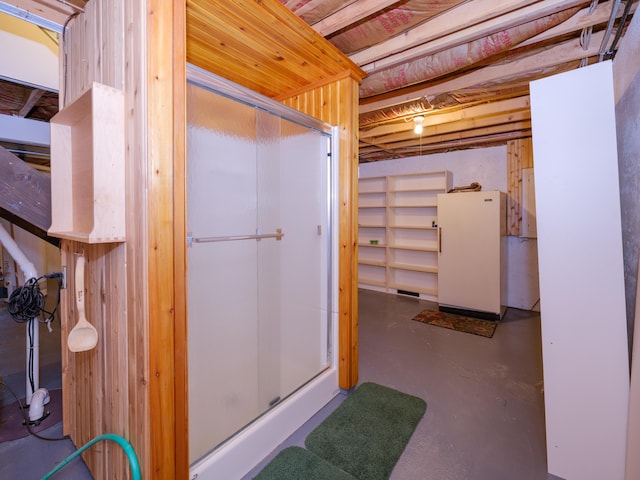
[519,0,635,48]
[361,95,531,138]
[360,27,612,114]
[350,0,547,66]
[1,0,637,163]
[312,0,400,36]
[359,0,591,75]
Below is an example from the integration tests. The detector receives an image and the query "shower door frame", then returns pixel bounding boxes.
[186,63,341,480]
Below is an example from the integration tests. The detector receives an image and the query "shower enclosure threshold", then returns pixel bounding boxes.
[189,367,339,479]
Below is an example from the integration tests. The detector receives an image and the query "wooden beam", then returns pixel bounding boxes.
[519,0,635,48]
[361,121,531,151]
[358,0,587,74]
[360,129,531,160]
[17,88,45,117]
[360,95,530,139]
[171,0,189,476]
[350,0,542,66]
[6,0,84,25]
[364,110,530,145]
[360,29,610,114]
[0,145,52,235]
[147,0,186,477]
[312,0,400,36]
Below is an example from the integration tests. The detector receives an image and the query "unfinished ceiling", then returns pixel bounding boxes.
[0,0,637,163]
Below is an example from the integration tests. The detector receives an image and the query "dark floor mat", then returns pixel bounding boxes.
[305,382,426,480]
[253,446,357,480]
[412,308,497,338]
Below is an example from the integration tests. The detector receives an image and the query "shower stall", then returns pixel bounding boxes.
[186,65,339,479]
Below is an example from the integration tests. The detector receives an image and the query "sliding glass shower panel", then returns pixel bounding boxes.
[187,81,331,464]
[187,86,260,463]
[271,118,329,397]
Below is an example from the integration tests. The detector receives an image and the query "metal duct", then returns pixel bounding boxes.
[359,97,433,127]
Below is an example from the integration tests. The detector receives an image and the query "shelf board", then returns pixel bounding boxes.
[388,204,437,208]
[390,282,437,296]
[388,188,446,193]
[358,170,451,301]
[49,82,125,243]
[359,259,386,267]
[388,225,436,230]
[358,277,386,287]
[388,244,437,252]
[389,263,437,273]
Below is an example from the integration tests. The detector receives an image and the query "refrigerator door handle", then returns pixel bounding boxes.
[438,226,442,253]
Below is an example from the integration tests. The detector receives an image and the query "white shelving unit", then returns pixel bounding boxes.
[357,171,452,299]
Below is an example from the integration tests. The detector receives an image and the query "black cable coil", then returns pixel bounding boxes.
[7,277,47,323]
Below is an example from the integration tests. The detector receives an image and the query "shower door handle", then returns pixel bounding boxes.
[188,228,284,245]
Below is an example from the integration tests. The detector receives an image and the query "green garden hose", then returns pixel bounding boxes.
[42,433,141,480]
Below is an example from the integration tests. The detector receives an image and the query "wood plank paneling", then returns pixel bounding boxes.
[147,0,187,478]
[279,75,361,390]
[507,137,533,236]
[186,0,364,99]
[59,1,151,478]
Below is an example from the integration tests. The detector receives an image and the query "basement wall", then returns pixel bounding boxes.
[358,145,540,310]
[614,10,640,348]
[612,9,640,480]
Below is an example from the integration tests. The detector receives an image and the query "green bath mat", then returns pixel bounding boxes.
[305,382,426,480]
[252,446,357,480]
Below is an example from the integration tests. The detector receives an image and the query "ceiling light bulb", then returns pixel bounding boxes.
[413,115,424,134]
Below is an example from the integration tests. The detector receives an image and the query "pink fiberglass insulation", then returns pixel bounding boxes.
[359,7,578,98]
[280,0,360,25]
[328,0,463,54]
[280,0,357,25]
[358,60,580,127]
[281,0,464,53]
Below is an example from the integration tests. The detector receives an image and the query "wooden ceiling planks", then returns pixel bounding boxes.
[186,0,364,99]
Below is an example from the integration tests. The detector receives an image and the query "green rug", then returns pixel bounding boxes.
[304,382,426,480]
[412,308,497,338]
[253,446,357,480]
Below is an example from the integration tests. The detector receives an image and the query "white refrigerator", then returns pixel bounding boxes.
[436,190,506,320]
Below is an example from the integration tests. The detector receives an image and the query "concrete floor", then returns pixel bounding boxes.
[1,290,559,479]
[244,289,559,480]
[0,302,93,479]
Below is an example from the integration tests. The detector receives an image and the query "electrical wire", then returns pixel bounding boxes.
[0,380,68,442]
[7,273,63,326]
[6,273,63,404]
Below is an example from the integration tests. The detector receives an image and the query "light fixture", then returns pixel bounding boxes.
[413,115,424,135]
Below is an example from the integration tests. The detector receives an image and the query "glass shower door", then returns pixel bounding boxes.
[187,81,331,464]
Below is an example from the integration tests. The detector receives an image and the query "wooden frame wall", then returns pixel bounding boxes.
[507,137,534,236]
[148,1,187,478]
[58,1,362,479]
[59,2,143,479]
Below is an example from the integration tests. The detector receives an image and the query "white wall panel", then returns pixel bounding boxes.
[530,61,629,479]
